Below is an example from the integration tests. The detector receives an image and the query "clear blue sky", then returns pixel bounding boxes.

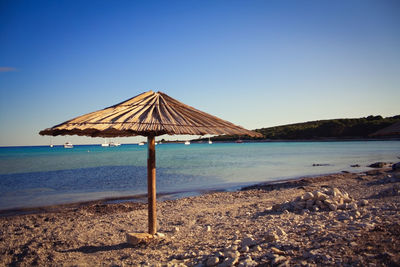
[1,0,399,146]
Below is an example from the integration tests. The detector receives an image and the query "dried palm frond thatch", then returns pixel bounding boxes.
[40,91,261,138]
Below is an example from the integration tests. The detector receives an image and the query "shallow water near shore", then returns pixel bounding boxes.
[0,141,399,210]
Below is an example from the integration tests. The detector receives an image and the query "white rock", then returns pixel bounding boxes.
[237,256,257,267]
[323,199,334,205]
[325,188,333,195]
[232,239,241,245]
[343,197,352,204]
[224,250,240,259]
[358,199,368,206]
[155,232,166,238]
[303,192,314,200]
[272,255,286,265]
[295,201,306,210]
[303,250,318,259]
[272,204,282,211]
[328,203,337,211]
[271,247,285,255]
[215,251,224,258]
[240,245,249,253]
[348,203,358,210]
[321,254,333,262]
[206,256,219,266]
[241,237,257,247]
[306,199,314,209]
[278,260,290,267]
[224,245,239,252]
[315,200,323,209]
[276,227,287,236]
[167,262,187,267]
[337,213,349,221]
[315,191,328,201]
[332,188,342,197]
[218,257,239,267]
[265,232,279,242]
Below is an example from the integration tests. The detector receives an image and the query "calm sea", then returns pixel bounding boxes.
[1,141,399,210]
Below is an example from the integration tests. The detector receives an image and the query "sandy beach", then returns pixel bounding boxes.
[1,165,399,266]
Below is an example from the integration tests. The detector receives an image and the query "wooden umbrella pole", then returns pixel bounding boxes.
[147,135,157,235]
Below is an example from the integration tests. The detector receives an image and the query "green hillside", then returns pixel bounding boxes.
[209,115,400,141]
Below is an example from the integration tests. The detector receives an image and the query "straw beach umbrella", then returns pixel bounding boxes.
[40,90,262,235]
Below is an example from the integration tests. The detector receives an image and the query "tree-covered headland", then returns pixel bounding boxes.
[208,115,400,141]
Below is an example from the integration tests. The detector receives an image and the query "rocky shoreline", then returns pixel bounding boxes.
[1,164,399,266]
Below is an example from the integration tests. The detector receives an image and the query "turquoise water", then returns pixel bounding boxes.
[0,141,399,210]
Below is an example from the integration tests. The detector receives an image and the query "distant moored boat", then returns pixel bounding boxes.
[101,139,120,147]
[109,141,121,147]
[101,140,109,147]
[185,141,190,145]
[64,142,73,148]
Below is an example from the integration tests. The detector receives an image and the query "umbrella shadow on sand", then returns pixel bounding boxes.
[59,243,132,253]
[59,239,167,254]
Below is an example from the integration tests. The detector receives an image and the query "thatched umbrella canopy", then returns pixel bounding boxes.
[371,121,400,136]
[40,90,261,235]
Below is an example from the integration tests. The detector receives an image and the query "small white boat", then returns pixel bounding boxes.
[102,139,121,147]
[138,142,145,146]
[64,142,73,148]
[101,142,109,147]
[184,141,190,145]
[208,138,212,144]
[50,144,54,148]
[109,141,121,147]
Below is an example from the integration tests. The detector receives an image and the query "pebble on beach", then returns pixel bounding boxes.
[1,168,399,266]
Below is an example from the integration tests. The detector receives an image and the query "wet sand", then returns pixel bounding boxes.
[0,167,399,266]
